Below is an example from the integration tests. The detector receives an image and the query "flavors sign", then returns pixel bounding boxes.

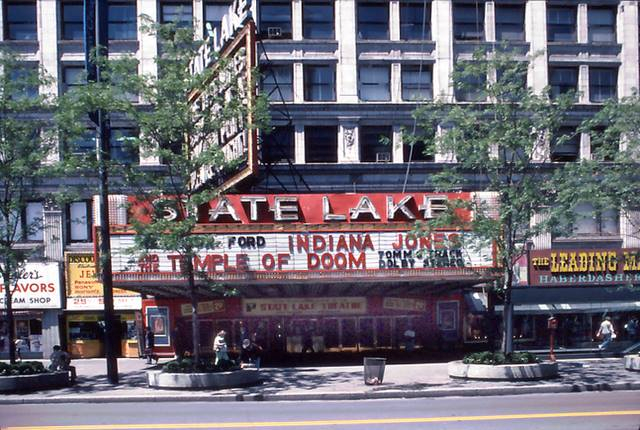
[0,263,61,309]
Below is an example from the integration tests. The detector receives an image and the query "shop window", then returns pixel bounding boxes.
[5,1,37,40]
[357,2,389,40]
[108,1,137,41]
[259,1,292,39]
[204,1,231,36]
[261,64,293,101]
[400,1,431,40]
[261,125,294,163]
[588,7,616,44]
[360,125,392,162]
[23,202,44,241]
[68,320,102,340]
[304,65,336,101]
[358,65,390,101]
[160,2,193,28]
[513,316,534,341]
[401,65,432,101]
[62,66,85,94]
[547,6,576,42]
[589,68,617,103]
[550,126,579,162]
[572,202,619,236]
[305,125,338,163]
[61,2,83,40]
[549,67,578,99]
[454,68,486,102]
[110,128,138,164]
[453,3,484,41]
[303,1,334,39]
[464,313,487,342]
[68,201,92,242]
[495,3,524,42]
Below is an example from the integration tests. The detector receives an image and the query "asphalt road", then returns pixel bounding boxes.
[1,391,639,430]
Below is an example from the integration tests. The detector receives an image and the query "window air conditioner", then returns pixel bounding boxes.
[267,27,282,38]
[376,152,391,162]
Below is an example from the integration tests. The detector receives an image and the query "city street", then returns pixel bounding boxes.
[2,391,640,430]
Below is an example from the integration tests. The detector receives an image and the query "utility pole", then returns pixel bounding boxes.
[85,0,119,384]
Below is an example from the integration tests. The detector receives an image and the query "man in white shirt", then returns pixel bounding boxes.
[597,316,615,350]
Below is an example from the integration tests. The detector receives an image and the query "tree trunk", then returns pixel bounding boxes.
[3,275,16,363]
[502,266,514,355]
[185,256,200,364]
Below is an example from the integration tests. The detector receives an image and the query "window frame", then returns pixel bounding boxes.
[360,125,392,163]
[259,1,293,39]
[108,1,138,41]
[67,201,93,242]
[401,64,433,101]
[400,1,431,41]
[358,64,391,102]
[589,67,617,103]
[357,2,390,40]
[109,128,139,164]
[204,1,231,36]
[304,64,336,102]
[495,3,525,42]
[588,7,616,44]
[62,65,85,94]
[549,66,578,99]
[305,125,338,163]
[547,6,577,43]
[262,64,294,102]
[303,1,335,40]
[22,202,44,242]
[453,2,485,42]
[550,127,580,162]
[61,2,84,40]
[5,1,38,41]
[160,2,194,27]
[261,125,294,164]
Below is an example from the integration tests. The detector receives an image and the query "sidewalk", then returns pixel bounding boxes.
[0,357,638,404]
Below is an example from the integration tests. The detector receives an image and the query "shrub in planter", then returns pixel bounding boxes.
[161,358,240,374]
[0,361,49,376]
[462,351,540,365]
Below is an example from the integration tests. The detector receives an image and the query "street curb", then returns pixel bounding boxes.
[1,381,639,404]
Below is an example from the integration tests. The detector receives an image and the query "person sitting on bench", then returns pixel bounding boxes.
[49,345,76,383]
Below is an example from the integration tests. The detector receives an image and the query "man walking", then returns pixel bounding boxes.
[596,316,615,350]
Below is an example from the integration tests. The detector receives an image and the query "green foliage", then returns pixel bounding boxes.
[0,361,49,376]
[161,358,240,373]
[462,351,539,365]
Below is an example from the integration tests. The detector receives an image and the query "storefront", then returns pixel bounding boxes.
[111,193,497,357]
[65,253,142,358]
[0,262,63,359]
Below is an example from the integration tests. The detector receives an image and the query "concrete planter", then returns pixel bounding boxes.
[0,371,70,392]
[147,369,260,389]
[624,355,640,371]
[448,361,558,381]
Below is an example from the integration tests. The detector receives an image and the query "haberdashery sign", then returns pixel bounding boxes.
[242,297,367,316]
[0,263,62,309]
[529,248,640,286]
[66,253,141,310]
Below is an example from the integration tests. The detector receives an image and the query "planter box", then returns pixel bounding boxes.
[0,371,70,392]
[624,355,640,371]
[147,369,260,389]
[448,361,558,381]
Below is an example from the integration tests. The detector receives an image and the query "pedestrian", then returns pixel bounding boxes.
[144,327,156,364]
[213,330,230,365]
[596,316,616,350]
[301,328,315,353]
[403,326,416,352]
[624,316,638,341]
[48,345,76,383]
[14,337,28,361]
[240,333,263,369]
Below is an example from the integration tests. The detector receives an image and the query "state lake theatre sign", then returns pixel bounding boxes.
[110,193,495,284]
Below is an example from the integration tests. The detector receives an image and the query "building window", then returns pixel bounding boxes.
[404,130,434,162]
[259,1,292,39]
[108,2,137,40]
[262,65,293,101]
[400,1,431,40]
[402,65,432,101]
[357,2,389,40]
[550,127,579,162]
[68,130,97,156]
[589,126,615,162]
[62,66,85,94]
[24,202,44,241]
[5,2,37,40]
[572,203,618,236]
[10,64,39,100]
[549,67,578,99]
[495,4,524,41]
[361,126,392,162]
[453,3,484,41]
[359,65,390,101]
[547,6,576,42]
[261,125,294,163]
[160,2,193,27]
[205,2,230,35]
[110,128,138,164]
[305,126,338,163]
[303,1,334,39]
[454,69,486,102]
[588,7,616,44]
[62,2,83,40]
[68,201,92,242]
[589,68,617,103]
[304,65,336,101]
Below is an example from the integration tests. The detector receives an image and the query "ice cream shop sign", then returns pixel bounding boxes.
[110,193,494,285]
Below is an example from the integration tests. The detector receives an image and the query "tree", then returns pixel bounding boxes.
[410,48,590,355]
[0,50,63,363]
[63,18,268,365]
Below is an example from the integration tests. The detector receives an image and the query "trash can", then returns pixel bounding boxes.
[363,357,386,385]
